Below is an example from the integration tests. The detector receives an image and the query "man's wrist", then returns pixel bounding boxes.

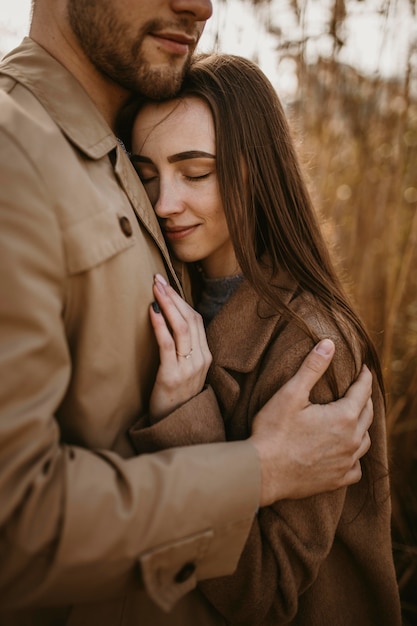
[248,437,285,507]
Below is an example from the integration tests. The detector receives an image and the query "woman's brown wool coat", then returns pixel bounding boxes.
[131,276,402,625]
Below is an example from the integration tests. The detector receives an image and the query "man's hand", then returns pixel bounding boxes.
[249,339,373,507]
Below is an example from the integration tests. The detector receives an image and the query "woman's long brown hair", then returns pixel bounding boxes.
[177,53,384,396]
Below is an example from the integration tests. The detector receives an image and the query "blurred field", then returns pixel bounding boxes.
[213,0,417,622]
[291,53,417,624]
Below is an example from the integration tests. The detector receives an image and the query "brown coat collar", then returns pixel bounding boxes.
[206,274,297,372]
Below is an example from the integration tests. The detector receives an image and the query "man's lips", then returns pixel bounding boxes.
[163,225,199,241]
[149,31,196,56]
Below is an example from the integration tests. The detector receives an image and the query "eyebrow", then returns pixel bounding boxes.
[130,150,215,164]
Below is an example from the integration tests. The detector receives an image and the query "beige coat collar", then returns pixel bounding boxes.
[1,37,116,159]
[1,37,183,291]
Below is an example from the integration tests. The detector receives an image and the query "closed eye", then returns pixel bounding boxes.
[141,175,159,184]
[184,172,211,182]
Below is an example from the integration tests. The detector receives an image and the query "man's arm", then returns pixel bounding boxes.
[131,280,373,504]
[250,338,373,506]
[132,280,373,505]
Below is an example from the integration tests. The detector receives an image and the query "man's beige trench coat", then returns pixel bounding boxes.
[0,39,260,625]
[131,277,402,625]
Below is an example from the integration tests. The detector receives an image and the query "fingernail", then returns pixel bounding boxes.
[154,281,166,295]
[151,301,161,314]
[154,273,168,286]
[314,338,334,356]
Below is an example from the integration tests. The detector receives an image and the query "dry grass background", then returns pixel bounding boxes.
[214,0,417,622]
[292,55,417,624]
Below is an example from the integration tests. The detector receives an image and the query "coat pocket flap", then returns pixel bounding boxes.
[63,210,136,274]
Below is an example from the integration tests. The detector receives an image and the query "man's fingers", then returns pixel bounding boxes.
[358,397,373,433]
[356,429,371,460]
[340,460,363,488]
[344,365,373,405]
[286,339,335,396]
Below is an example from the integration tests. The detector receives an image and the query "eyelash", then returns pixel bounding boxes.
[184,173,210,182]
[140,173,211,183]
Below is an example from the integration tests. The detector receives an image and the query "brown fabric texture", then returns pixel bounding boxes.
[131,276,401,625]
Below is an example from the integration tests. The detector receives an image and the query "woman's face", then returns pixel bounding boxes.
[131,97,238,278]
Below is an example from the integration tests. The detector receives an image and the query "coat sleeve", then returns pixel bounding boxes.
[199,318,368,624]
[0,109,260,613]
[129,385,226,453]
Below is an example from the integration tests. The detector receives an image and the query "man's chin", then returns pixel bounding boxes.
[136,68,186,100]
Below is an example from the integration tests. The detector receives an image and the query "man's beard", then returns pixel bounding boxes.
[67,0,193,98]
[130,56,191,99]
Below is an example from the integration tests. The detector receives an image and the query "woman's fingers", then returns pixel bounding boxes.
[149,298,179,365]
[152,277,208,363]
[148,276,212,421]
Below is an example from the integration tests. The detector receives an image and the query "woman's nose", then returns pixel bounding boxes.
[154,182,184,218]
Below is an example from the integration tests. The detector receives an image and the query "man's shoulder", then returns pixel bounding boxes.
[0,78,66,181]
[0,41,60,140]
[0,38,116,159]
[0,76,50,123]
[0,72,17,95]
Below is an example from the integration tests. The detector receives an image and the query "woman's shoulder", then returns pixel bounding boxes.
[254,284,363,399]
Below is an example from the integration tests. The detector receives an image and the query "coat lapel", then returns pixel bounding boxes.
[206,276,297,417]
[207,277,296,371]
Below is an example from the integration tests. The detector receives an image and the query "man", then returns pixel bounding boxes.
[0,1,373,624]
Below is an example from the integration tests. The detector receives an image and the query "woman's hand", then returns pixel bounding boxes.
[148,274,212,422]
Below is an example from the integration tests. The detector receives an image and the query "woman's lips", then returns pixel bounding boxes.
[163,225,198,241]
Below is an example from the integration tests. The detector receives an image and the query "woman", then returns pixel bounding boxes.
[129,54,401,625]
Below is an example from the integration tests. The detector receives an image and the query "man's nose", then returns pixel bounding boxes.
[170,0,213,21]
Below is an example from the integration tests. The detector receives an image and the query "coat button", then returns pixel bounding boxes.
[174,562,196,584]
[119,216,133,237]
